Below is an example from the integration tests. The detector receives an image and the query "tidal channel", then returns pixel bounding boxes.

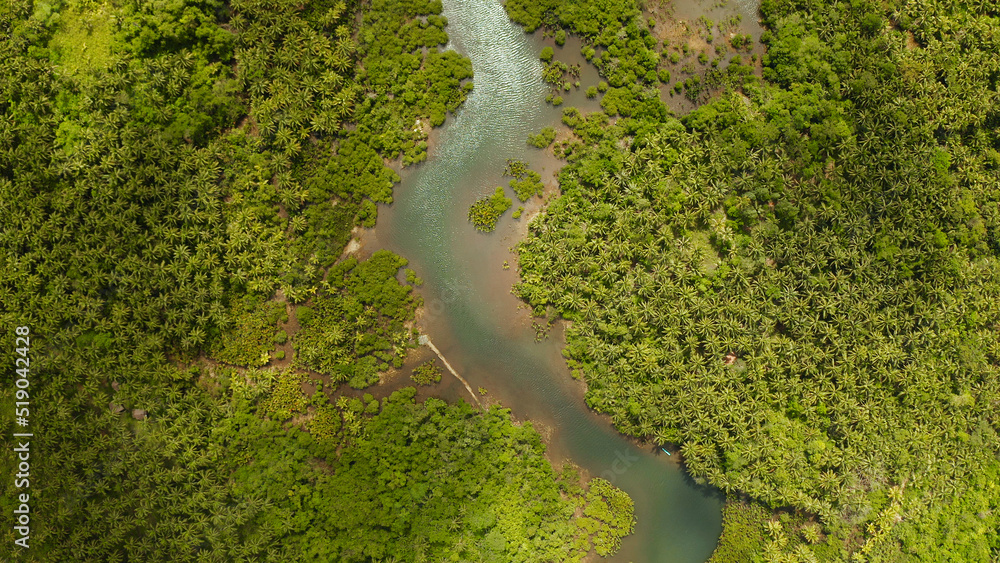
[361,0,759,559]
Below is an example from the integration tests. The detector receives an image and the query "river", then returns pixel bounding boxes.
[358,0,760,560]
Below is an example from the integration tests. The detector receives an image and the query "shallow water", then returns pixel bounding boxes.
[360,0,766,560]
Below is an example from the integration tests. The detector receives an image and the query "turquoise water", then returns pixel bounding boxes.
[357,0,773,559]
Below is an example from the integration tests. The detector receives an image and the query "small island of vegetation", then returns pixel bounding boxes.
[469,186,514,232]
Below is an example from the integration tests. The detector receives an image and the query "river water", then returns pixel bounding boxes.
[360,0,759,560]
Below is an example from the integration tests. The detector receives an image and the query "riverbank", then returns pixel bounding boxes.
[352,0,729,559]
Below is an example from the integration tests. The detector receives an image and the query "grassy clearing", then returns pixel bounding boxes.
[47,2,114,73]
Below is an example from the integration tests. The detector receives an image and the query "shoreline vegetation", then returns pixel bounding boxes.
[504,0,1000,560]
[0,0,635,560]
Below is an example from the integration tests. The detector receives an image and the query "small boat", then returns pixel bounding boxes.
[661,447,671,456]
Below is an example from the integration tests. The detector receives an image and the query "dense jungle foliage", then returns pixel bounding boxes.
[226,378,634,562]
[293,250,419,388]
[0,0,633,559]
[507,0,1000,560]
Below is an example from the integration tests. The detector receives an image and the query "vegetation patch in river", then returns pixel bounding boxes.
[505,158,546,201]
[469,186,515,232]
